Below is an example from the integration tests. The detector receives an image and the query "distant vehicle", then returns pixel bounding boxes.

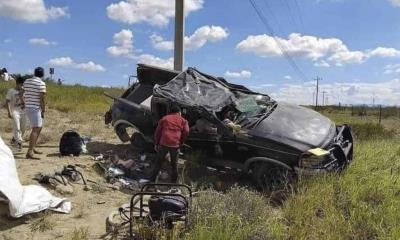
[105,64,353,190]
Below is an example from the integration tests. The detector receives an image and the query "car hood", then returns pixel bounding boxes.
[247,102,335,151]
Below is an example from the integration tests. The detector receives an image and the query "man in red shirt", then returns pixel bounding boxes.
[150,104,189,183]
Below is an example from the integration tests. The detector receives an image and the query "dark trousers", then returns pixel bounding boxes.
[150,146,179,183]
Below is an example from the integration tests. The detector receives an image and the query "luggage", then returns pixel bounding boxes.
[59,130,83,156]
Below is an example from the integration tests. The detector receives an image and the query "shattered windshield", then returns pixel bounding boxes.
[233,92,277,128]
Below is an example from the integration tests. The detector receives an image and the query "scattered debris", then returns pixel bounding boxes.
[93,151,154,191]
[0,137,71,217]
[105,183,192,239]
[33,165,88,195]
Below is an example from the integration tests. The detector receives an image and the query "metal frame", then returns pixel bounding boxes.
[129,183,192,238]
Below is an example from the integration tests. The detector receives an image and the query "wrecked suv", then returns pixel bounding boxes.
[105,64,353,190]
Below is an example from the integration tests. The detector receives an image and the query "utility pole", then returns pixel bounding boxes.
[312,91,315,106]
[314,77,321,109]
[174,0,185,71]
[372,92,375,107]
[322,91,327,106]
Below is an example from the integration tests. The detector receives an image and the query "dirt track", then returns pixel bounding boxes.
[0,109,135,240]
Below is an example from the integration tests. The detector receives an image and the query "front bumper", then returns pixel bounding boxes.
[295,124,354,175]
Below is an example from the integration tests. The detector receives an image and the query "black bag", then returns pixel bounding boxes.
[59,130,83,156]
[148,195,187,220]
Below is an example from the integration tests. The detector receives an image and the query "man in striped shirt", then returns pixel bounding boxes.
[22,67,46,159]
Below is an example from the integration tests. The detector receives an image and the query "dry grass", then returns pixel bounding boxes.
[70,227,89,240]
[28,213,55,233]
[3,81,400,239]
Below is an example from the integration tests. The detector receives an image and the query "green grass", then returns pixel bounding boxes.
[184,111,400,240]
[282,139,400,239]
[1,80,123,114]
[3,80,400,239]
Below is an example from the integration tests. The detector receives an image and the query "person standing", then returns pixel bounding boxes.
[5,76,26,149]
[22,67,46,159]
[150,104,189,183]
[0,68,11,81]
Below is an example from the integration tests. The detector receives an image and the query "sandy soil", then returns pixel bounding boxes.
[0,108,252,240]
[0,109,136,240]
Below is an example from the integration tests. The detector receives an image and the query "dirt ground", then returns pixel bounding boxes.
[0,109,141,240]
[0,108,250,240]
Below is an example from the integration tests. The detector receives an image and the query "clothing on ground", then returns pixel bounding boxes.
[23,77,46,109]
[154,113,189,148]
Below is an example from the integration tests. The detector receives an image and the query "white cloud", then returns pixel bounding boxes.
[48,57,74,66]
[0,0,69,23]
[284,75,292,80]
[389,0,400,7]
[136,54,174,69]
[106,29,174,69]
[150,34,174,51]
[384,64,400,74]
[185,26,229,51]
[258,79,400,106]
[29,38,57,46]
[151,25,229,51]
[224,70,252,79]
[236,33,400,66]
[107,0,203,27]
[314,60,330,67]
[76,62,106,72]
[327,50,365,66]
[237,33,346,60]
[107,29,134,58]
[48,57,105,72]
[3,39,12,43]
[367,47,400,57]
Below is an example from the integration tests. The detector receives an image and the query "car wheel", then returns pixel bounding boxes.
[130,132,146,149]
[254,163,293,192]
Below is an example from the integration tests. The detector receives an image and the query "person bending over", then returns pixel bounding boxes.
[150,104,189,183]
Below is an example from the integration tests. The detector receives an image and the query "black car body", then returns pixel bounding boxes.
[105,64,353,189]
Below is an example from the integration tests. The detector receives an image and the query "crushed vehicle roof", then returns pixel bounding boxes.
[138,64,269,112]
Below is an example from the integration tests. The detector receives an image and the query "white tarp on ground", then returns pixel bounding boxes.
[0,136,71,218]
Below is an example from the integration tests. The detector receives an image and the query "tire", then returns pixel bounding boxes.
[130,132,146,149]
[130,132,153,152]
[253,162,293,192]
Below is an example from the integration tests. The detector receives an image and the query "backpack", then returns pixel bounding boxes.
[59,130,83,156]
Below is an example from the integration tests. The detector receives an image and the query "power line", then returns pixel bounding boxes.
[293,0,306,33]
[248,0,309,82]
[281,0,300,33]
[261,0,284,36]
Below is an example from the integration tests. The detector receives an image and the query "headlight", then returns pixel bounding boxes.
[299,154,327,168]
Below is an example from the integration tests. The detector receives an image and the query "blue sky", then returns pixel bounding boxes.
[1,0,400,105]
